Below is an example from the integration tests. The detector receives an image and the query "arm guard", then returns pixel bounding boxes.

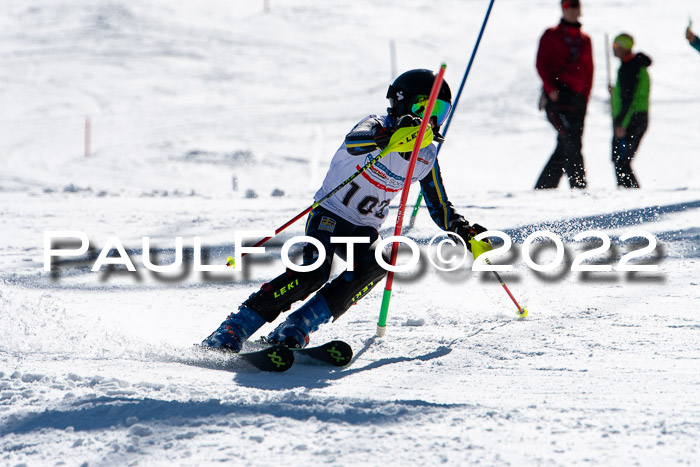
[345,117,383,156]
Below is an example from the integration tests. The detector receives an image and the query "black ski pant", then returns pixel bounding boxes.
[612,112,647,189]
[243,207,387,323]
[536,92,588,189]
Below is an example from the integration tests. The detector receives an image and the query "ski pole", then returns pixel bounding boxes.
[469,238,528,318]
[226,125,434,267]
[377,63,447,337]
[407,0,496,229]
[485,262,528,318]
[605,33,614,127]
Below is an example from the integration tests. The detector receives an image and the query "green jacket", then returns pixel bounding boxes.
[612,52,652,128]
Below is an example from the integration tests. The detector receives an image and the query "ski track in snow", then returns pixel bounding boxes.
[1,0,699,465]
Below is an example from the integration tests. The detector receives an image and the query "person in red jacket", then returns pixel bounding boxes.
[535,0,593,189]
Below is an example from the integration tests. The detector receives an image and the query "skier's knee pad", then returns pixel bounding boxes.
[243,264,330,323]
[319,249,388,320]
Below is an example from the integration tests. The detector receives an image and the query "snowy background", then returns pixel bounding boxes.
[1,0,699,465]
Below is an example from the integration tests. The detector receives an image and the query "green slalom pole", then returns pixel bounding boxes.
[408,191,424,229]
[377,64,447,337]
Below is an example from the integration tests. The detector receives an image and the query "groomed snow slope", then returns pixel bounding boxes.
[1,0,699,465]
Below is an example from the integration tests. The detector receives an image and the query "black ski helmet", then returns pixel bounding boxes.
[386,69,452,125]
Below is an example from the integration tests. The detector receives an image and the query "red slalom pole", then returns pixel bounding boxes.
[376,63,447,337]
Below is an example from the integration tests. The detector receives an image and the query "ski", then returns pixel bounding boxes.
[292,340,353,367]
[237,344,295,372]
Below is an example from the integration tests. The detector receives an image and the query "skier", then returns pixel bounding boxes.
[201,69,487,352]
[687,25,700,54]
[609,33,651,188]
[534,0,593,190]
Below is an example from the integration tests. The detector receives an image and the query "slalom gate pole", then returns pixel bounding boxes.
[407,0,496,229]
[376,64,447,337]
[226,126,433,267]
[605,33,614,126]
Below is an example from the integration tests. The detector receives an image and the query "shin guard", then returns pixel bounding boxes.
[243,266,329,322]
[319,258,387,320]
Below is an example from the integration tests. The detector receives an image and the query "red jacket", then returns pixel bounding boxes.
[537,20,594,100]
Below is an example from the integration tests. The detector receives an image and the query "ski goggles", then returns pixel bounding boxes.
[411,96,452,126]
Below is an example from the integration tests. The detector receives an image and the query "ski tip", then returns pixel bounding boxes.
[226,256,235,267]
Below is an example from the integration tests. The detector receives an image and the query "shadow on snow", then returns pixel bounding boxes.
[1,390,468,436]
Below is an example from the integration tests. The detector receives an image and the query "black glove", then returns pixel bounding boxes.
[394,115,422,159]
[372,125,393,149]
[397,113,445,143]
[396,114,421,129]
[449,219,488,251]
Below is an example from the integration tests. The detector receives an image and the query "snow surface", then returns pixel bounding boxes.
[1,0,699,465]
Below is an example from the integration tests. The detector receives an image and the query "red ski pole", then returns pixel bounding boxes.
[226,125,434,267]
[470,239,528,318]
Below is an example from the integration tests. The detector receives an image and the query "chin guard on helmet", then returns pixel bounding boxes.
[432,129,445,144]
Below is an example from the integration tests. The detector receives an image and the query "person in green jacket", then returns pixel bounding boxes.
[609,33,651,188]
[687,26,700,53]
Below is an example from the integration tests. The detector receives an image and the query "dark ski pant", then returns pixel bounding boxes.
[612,113,647,189]
[242,207,387,323]
[536,93,588,189]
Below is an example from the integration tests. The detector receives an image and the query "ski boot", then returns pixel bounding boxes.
[201,306,265,352]
[265,294,333,349]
